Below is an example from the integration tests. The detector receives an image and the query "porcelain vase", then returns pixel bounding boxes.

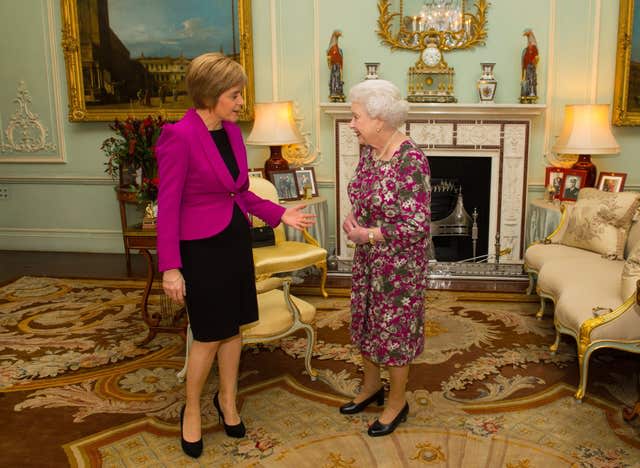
[477,62,497,104]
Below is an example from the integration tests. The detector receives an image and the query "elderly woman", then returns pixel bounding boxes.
[340,79,431,437]
[156,53,315,458]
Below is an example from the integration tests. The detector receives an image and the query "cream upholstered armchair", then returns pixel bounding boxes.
[177,276,318,381]
[242,277,317,379]
[524,188,640,400]
[249,177,329,298]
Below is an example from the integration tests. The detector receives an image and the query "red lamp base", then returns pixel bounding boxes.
[571,154,597,188]
[264,145,288,179]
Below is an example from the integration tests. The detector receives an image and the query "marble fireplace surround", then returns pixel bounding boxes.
[320,103,546,264]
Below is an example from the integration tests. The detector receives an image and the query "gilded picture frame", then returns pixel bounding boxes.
[60,0,255,122]
[613,0,640,125]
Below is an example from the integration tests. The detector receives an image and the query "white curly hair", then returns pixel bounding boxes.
[348,79,409,129]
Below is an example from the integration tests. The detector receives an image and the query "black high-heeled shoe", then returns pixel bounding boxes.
[213,391,246,438]
[180,405,203,458]
[367,402,409,437]
[339,387,385,414]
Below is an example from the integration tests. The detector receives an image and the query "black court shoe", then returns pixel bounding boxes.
[339,387,385,415]
[213,391,246,438]
[180,405,203,458]
[367,402,409,437]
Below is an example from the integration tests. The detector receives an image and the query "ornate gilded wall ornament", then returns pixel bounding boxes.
[1,81,56,153]
[282,102,319,166]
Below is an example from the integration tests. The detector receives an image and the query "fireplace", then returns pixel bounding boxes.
[321,102,545,267]
[429,155,491,262]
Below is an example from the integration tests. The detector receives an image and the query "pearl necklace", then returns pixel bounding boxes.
[372,130,400,161]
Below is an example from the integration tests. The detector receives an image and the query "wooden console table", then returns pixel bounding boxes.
[123,227,187,345]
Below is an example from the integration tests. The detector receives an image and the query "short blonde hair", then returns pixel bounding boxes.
[186,53,247,109]
[348,79,409,128]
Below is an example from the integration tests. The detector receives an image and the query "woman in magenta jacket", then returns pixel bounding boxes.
[156,53,314,459]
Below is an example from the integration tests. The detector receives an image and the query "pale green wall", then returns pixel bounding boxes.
[0,0,637,254]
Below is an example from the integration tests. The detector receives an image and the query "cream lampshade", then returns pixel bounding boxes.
[551,104,620,187]
[246,101,303,177]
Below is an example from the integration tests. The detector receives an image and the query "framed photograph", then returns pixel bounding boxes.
[294,167,319,197]
[559,169,588,201]
[60,0,255,122]
[248,168,265,178]
[269,170,300,201]
[544,166,567,198]
[597,172,627,192]
[613,0,640,125]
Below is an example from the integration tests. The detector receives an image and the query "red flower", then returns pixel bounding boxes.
[102,115,166,203]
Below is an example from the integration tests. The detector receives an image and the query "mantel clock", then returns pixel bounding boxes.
[408,42,456,103]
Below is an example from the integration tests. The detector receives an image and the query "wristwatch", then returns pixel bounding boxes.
[368,230,376,245]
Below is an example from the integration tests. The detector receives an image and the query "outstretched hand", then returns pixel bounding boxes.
[282,205,316,231]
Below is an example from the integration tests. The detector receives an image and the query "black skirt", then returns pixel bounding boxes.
[179,204,258,342]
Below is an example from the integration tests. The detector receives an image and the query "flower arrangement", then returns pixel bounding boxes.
[101,115,166,203]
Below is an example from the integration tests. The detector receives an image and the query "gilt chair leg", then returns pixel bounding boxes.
[318,261,329,298]
[300,322,318,381]
[176,324,192,382]
[549,329,560,354]
[526,272,536,295]
[575,348,592,401]
[536,296,545,320]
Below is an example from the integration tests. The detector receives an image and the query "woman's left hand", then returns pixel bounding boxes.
[347,226,369,245]
[281,205,316,231]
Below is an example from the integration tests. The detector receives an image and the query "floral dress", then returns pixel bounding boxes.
[348,140,431,366]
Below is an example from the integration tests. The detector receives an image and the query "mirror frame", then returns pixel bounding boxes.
[613,0,640,126]
[59,0,255,122]
[377,0,489,53]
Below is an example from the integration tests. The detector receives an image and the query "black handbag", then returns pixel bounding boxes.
[251,226,275,248]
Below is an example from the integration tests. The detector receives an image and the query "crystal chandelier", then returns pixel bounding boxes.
[417,0,464,33]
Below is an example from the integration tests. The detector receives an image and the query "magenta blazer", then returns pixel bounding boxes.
[156,108,285,272]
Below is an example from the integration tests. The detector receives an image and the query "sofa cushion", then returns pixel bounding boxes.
[537,255,624,302]
[624,219,640,259]
[622,242,640,301]
[524,243,600,273]
[558,188,640,259]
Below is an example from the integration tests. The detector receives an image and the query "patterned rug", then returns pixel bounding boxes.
[1,276,640,467]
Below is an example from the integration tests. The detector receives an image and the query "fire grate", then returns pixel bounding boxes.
[330,259,526,280]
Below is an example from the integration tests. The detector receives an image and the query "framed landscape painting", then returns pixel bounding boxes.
[60,0,255,122]
[613,0,640,125]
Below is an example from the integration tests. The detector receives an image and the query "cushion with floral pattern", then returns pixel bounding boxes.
[558,188,640,259]
[621,242,640,301]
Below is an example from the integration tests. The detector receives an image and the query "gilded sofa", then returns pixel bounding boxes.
[524,188,640,400]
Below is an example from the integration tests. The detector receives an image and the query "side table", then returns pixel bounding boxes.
[280,195,329,248]
[525,199,564,247]
[123,227,187,345]
[116,189,139,276]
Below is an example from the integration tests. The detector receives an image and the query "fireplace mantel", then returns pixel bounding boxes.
[320,102,546,119]
[322,102,547,264]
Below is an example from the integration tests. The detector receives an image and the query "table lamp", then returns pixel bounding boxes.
[246,101,303,178]
[551,104,620,187]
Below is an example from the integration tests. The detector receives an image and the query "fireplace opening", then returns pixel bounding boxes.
[428,156,491,262]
